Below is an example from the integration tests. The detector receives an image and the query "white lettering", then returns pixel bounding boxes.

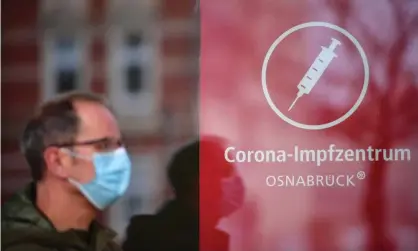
[277,176,284,186]
[317,175,324,186]
[336,175,345,186]
[336,149,344,161]
[347,175,355,186]
[265,150,276,162]
[296,176,306,186]
[266,175,359,187]
[325,175,335,186]
[286,176,295,187]
[236,151,246,162]
[356,149,366,161]
[254,151,264,162]
[294,145,299,161]
[375,149,382,161]
[395,148,411,161]
[300,150,315,162]
[266,176,276,187]
[367,146,374,161]
[307,175,314,186]
[277,151,287,162]
[345,149,354,161]
[228,145,411,164]
[328,144,336,161]
[224,147,235,162]
[316,150,327,166]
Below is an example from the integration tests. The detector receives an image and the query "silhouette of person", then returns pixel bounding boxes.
[122,136,244,251]
[199,136,246,251]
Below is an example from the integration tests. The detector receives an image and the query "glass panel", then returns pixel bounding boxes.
[201,1,418,251]
[126,65,142,94]
[123,33,144,94]
[56,70,77,93]
[126,34,142,48]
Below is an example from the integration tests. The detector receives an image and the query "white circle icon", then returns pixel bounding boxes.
[261,21,370,130]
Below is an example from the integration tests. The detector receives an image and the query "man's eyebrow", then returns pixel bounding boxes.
[97,137,122,143]
[95,137,112,142]
[78,137,110,145]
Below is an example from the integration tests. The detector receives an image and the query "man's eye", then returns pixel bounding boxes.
[96,141,110,150]
[95,140,122,151]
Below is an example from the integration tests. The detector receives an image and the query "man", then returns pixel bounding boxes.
[2,91,131,251]
[122,137,244,251]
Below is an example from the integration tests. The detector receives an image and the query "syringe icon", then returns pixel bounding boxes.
[288,38,342,111]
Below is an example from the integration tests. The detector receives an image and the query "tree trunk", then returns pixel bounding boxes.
[364,94,395,251]
[364,160,396,251]
[364,25,410,251]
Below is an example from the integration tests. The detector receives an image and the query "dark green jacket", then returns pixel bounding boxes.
[1,183,122,251]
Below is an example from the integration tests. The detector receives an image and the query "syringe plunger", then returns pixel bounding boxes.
[328,38,342,52]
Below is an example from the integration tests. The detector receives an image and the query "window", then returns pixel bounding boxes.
[105,0,162,132]
[40,0,89,101]
[42,35,89,100]
[56,71,77,92]
[107,28,161,133]
[54,37,79,93]
[42,32,90,100]
[124,34,145,94]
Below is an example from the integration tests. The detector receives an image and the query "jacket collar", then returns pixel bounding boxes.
[2,182,118,251]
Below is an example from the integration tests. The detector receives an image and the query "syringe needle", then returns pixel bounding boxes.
[288,96,299,111]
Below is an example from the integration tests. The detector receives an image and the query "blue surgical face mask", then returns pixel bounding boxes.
[63,147,132,210]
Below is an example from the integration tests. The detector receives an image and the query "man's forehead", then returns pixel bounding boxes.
[73,101,121,139]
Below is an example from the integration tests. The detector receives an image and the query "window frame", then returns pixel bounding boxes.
[39,0,90,102]
[41,32,91,101]
[106,26,162,133]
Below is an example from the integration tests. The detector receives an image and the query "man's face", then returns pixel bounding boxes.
[63,101,122,183]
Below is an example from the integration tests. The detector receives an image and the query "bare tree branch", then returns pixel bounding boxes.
[388,0,408,30]
[322,1,417,250]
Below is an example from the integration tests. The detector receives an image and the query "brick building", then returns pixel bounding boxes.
[2,0,199,239]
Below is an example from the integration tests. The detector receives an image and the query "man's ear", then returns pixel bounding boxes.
[43,147,70,178]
